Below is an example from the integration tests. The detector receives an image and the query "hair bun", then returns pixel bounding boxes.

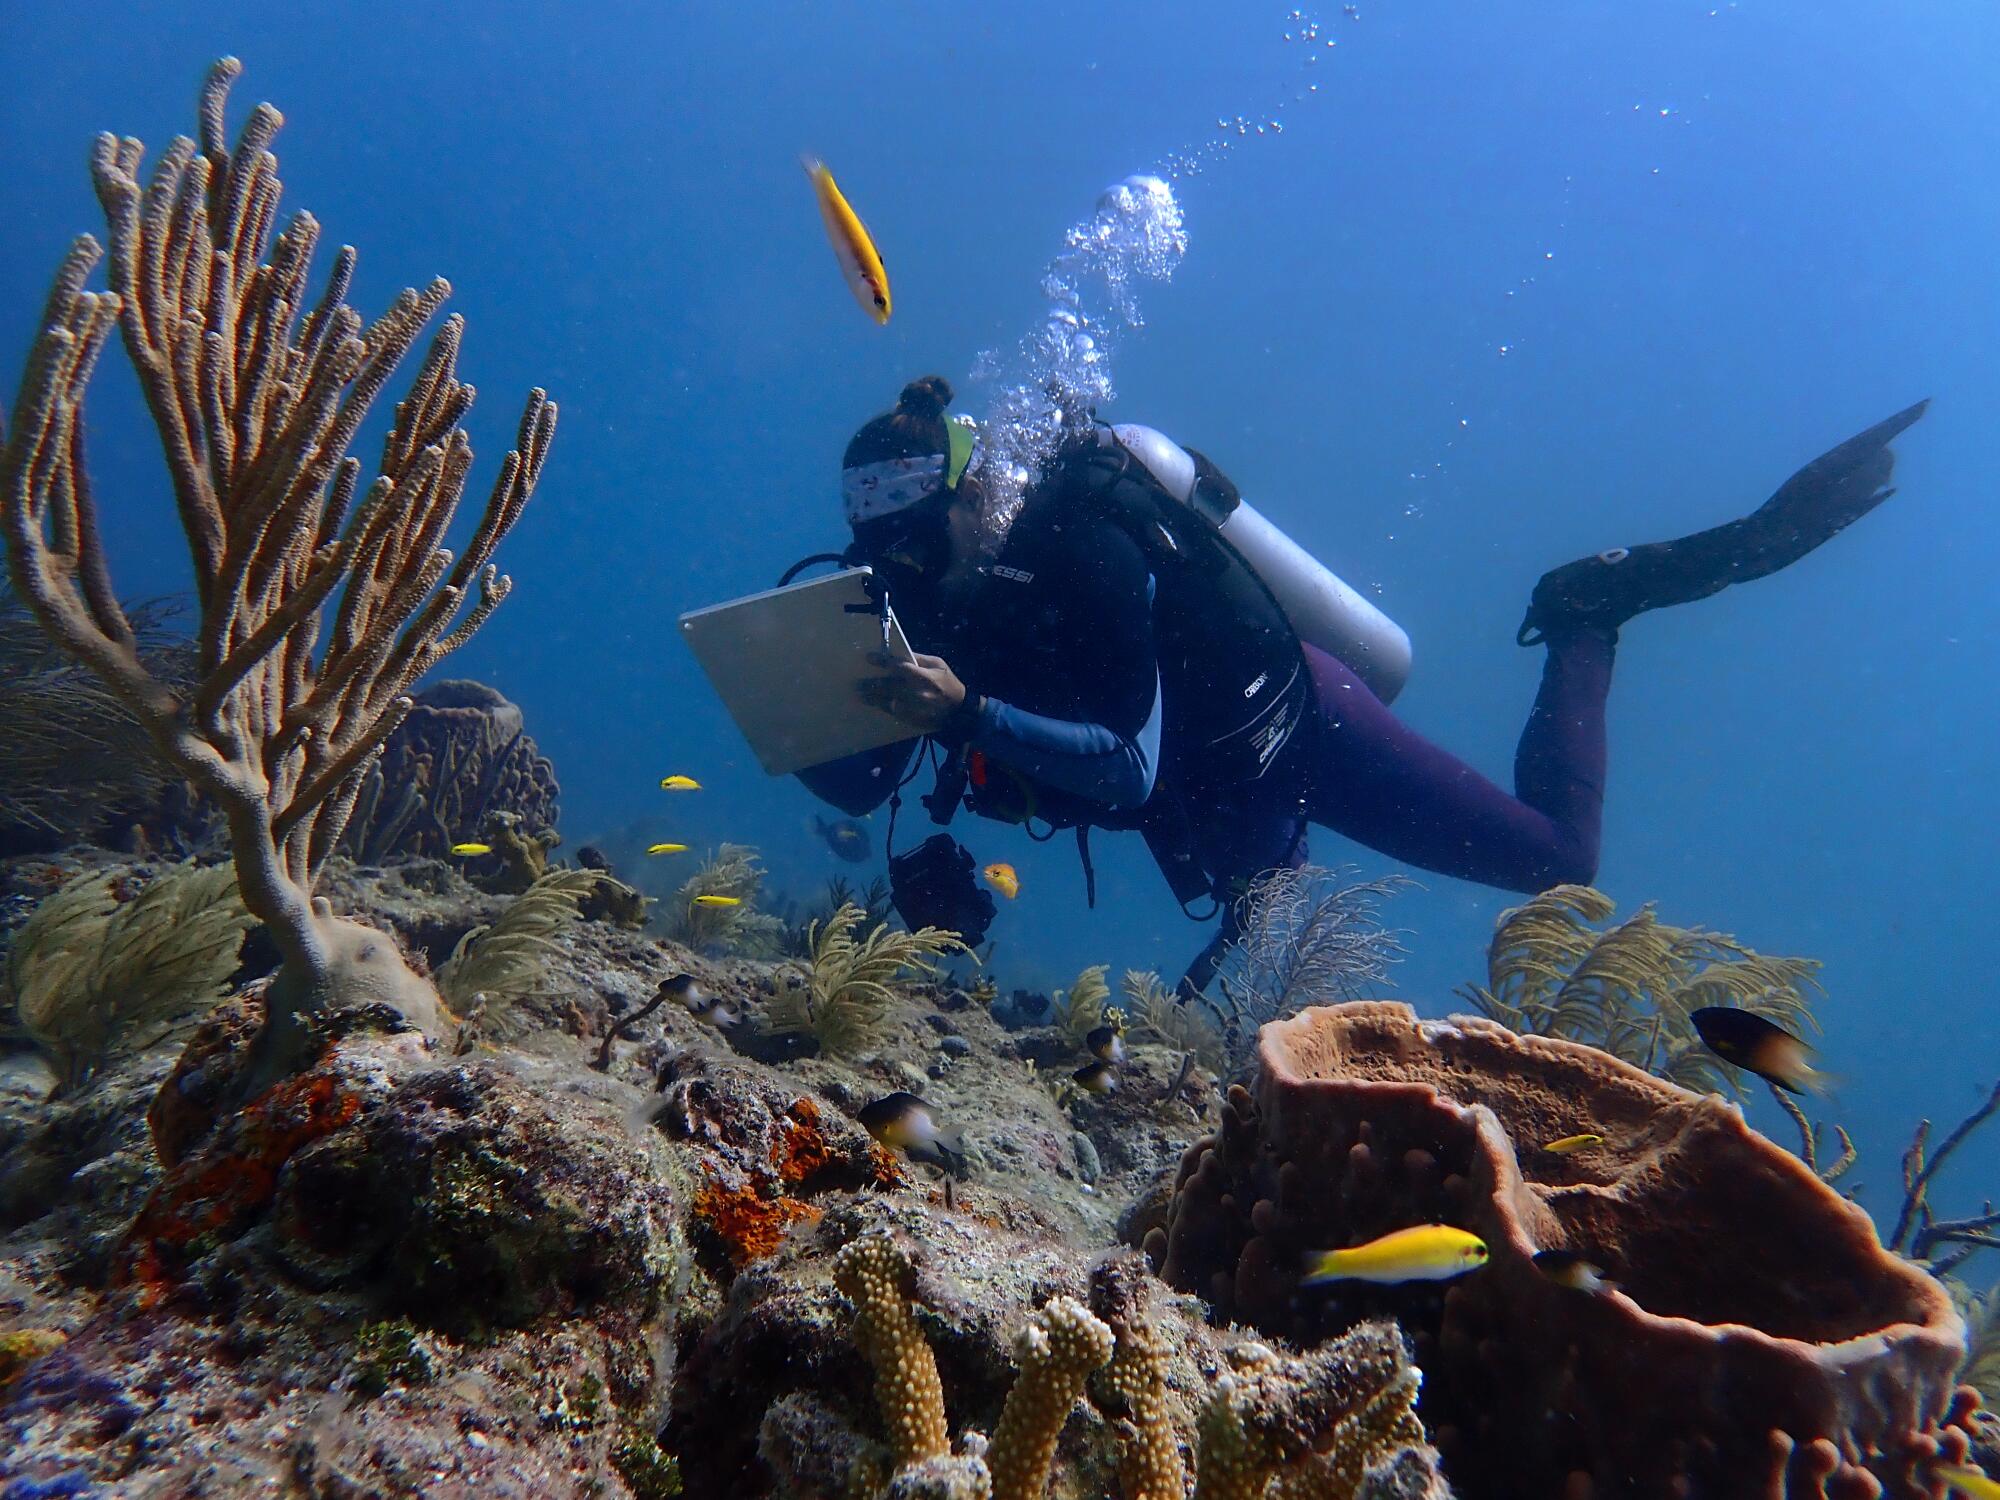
[896,375,954,420]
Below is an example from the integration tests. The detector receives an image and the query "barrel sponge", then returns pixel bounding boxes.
[834,1232,952,1467]
[1148,1000,1977,1499]
[987,1295,1115,1500]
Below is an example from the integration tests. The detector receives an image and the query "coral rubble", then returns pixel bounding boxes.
[1150,999,1976,1498]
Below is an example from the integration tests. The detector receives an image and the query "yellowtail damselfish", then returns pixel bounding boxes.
[1301,1225,1489,1287]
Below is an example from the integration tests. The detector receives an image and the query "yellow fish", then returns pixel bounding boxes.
[803,156,890,325]
[692,894,742,908]
[1935,1465,2000,1499]
[646,842,688,856]
[983,862,1020,900]
[660,775,701,791]
[1542,1132,1604,1156]
[1301,1225,1489,1287]
[448,842,493,857]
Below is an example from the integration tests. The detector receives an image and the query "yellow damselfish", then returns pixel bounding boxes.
[803,155,891,325]
[692,894,742,908]
[1542,1132,1605,1155]
[448,842,493,857]
[1935,1465,2000,1499]
[660,775,701,791]
[647,842,688,855]
[983,862,1020,900]
[1301,1225,1489,1287]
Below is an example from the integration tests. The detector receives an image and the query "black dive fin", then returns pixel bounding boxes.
[1519,399,1930,645]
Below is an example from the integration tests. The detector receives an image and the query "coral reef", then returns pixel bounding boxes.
[1149,1000,1974,1499]
[343,678,561,864]
[1458,884,1823,1097]
[4,861,251,1094]
[0,57,554,1078]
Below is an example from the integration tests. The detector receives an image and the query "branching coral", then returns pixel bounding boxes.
[1890,1078,2000,1276]
[434,868,602,1036]
[1089,1252,1187,1500]
[0,58,555,1081]
[1458,884,1823,1097]
[764,903,969,1057]
[988,1297,1115,1500]
[1215,866,1411,1061]
[1192,1325,1425,1500]
[1123,968,1227,1076]
[834,1233,953,1467]
[1054,964,1111,1056]
[4,862,252,1093]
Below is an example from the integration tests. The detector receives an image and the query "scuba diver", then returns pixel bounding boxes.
[795,374,1927,996]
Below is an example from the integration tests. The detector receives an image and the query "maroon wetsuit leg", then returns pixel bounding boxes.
[1298,634,1614,893]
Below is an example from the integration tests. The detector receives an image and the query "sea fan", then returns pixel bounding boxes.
[1214,864,1412,1059]
[663,843,783,956]
[1055,964,1111,1056]
[1458,884,1823,1098]
[4,862,252,1093]
[763,902,968,1056]
[1121,968,1227,1076]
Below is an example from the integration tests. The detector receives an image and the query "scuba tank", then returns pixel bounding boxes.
[1108,424,1412,704]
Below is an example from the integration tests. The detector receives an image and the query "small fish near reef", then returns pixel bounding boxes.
[1072,1059,1118,1096]
[813,814,871,864]
[1541,1132,1604,1156]
[1533,1249,1614,1294]
[1934,1464,2000,1500]
[692,894,742,908]
[1691,1007,1829,1095]
[665,973,737,1029]
[1085,1024,1125,1066]
[647,842,688,856]
[858,1091,965,1172]
[448,842,493,857]
[1301,1224,1489,1287]
[803,155,891,325]
[983,862,1020,900]
[660,775,702,791]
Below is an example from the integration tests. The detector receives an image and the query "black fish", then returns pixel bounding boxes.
[1085,1024,1125,1065]
[813,814,871,864]
[1072,1060,1118,1096]
[1532,1249,1613,1294]
[1690,1007,1825,1095]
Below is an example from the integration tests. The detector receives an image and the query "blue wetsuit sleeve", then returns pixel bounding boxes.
[964,675,1161,809]
[796,738,920,816]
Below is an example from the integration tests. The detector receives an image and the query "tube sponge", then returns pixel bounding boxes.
[834,1233,952,1467]
[987,1296,1116,1500]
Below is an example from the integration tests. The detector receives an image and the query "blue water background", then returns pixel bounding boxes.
[5,4,1995,1245]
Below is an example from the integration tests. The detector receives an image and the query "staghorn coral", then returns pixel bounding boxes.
[1088,1252,1188,1500]
[4,862,252,1093]
[1214,866,1411,1063]
[1151,1000,1973,1499]
[434,867,601,1035]
[834,1232,954,1468]
[0,58,555,1082]
[987,1295,1115,1500]
[764,902,969,1057]
[341,679,559,864]
[1192,1324,1425,1500]
[1458,884,1823,1098]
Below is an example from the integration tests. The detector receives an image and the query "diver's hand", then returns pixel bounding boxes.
[859,651,968,733]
